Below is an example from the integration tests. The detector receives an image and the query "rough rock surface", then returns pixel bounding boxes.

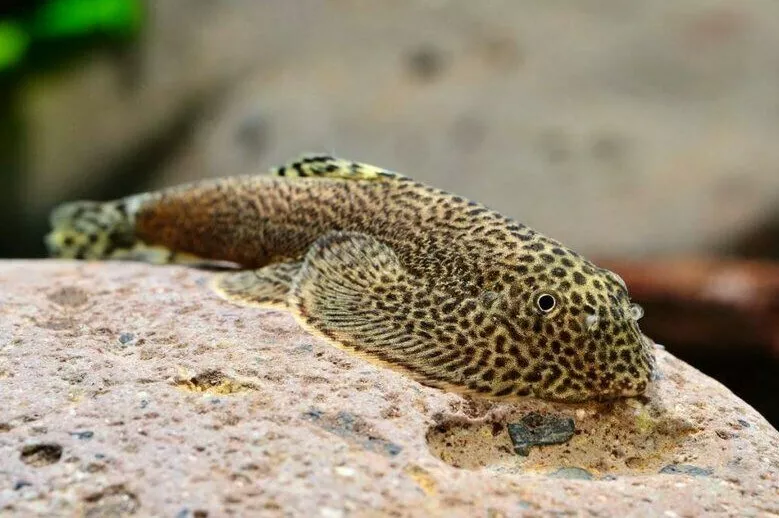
[1,261,777,517]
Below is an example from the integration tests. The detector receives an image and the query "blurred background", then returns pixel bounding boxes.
[1,0,777,425]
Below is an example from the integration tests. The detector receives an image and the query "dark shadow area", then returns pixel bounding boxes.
[0,96,206,259]
[670,345,779,428]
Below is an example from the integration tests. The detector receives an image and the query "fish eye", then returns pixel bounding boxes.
[536,293,556,313]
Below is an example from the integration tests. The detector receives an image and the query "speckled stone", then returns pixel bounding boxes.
[507,413,576,456]
[1,261,777,517]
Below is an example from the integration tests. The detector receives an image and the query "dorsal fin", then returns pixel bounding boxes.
[271,154,407,181]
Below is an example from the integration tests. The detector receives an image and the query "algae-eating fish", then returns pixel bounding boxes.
[45,155,655,402]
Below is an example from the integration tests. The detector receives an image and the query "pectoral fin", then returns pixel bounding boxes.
[289,232,476,391]
[212,261,301,308]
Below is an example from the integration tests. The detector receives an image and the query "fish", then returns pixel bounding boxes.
[45,154,655,402]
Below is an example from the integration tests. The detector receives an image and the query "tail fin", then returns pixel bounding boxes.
[46,195,214,265]
[46,199,138,260]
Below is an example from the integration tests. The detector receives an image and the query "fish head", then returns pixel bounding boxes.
[504,238,655,402]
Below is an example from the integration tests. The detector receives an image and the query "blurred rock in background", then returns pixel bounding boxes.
[598,257,779,425]
[1,1,777,421]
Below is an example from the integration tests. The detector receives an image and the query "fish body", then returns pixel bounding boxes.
[46,155,655,402]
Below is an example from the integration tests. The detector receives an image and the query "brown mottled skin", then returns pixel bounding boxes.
[46,155,655,402]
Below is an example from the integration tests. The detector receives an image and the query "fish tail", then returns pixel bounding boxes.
[45,193,200,264]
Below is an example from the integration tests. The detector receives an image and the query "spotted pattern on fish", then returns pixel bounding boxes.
[45,154,655,402]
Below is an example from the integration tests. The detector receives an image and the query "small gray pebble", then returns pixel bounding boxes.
[549,467,594,480]
[659,464,713,477]
[118,333,135,345]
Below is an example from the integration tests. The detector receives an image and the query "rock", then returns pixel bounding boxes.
[549,467,594,480]
[6,0,315,258]
[506,412,576,456]
[0,260,778,516]
[598,258,779,355]
[596,257,779,431]
[18,0,283,215]
[659,464,714,477]
[154,1,779,259]
[19,443,63,467]
[10,1,779,261]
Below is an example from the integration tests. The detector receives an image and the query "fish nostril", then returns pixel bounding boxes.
[583,312,599,331]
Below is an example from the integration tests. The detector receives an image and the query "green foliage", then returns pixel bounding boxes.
[0,21,29,71]
[0,0,143,72]
[32,0,143,38]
